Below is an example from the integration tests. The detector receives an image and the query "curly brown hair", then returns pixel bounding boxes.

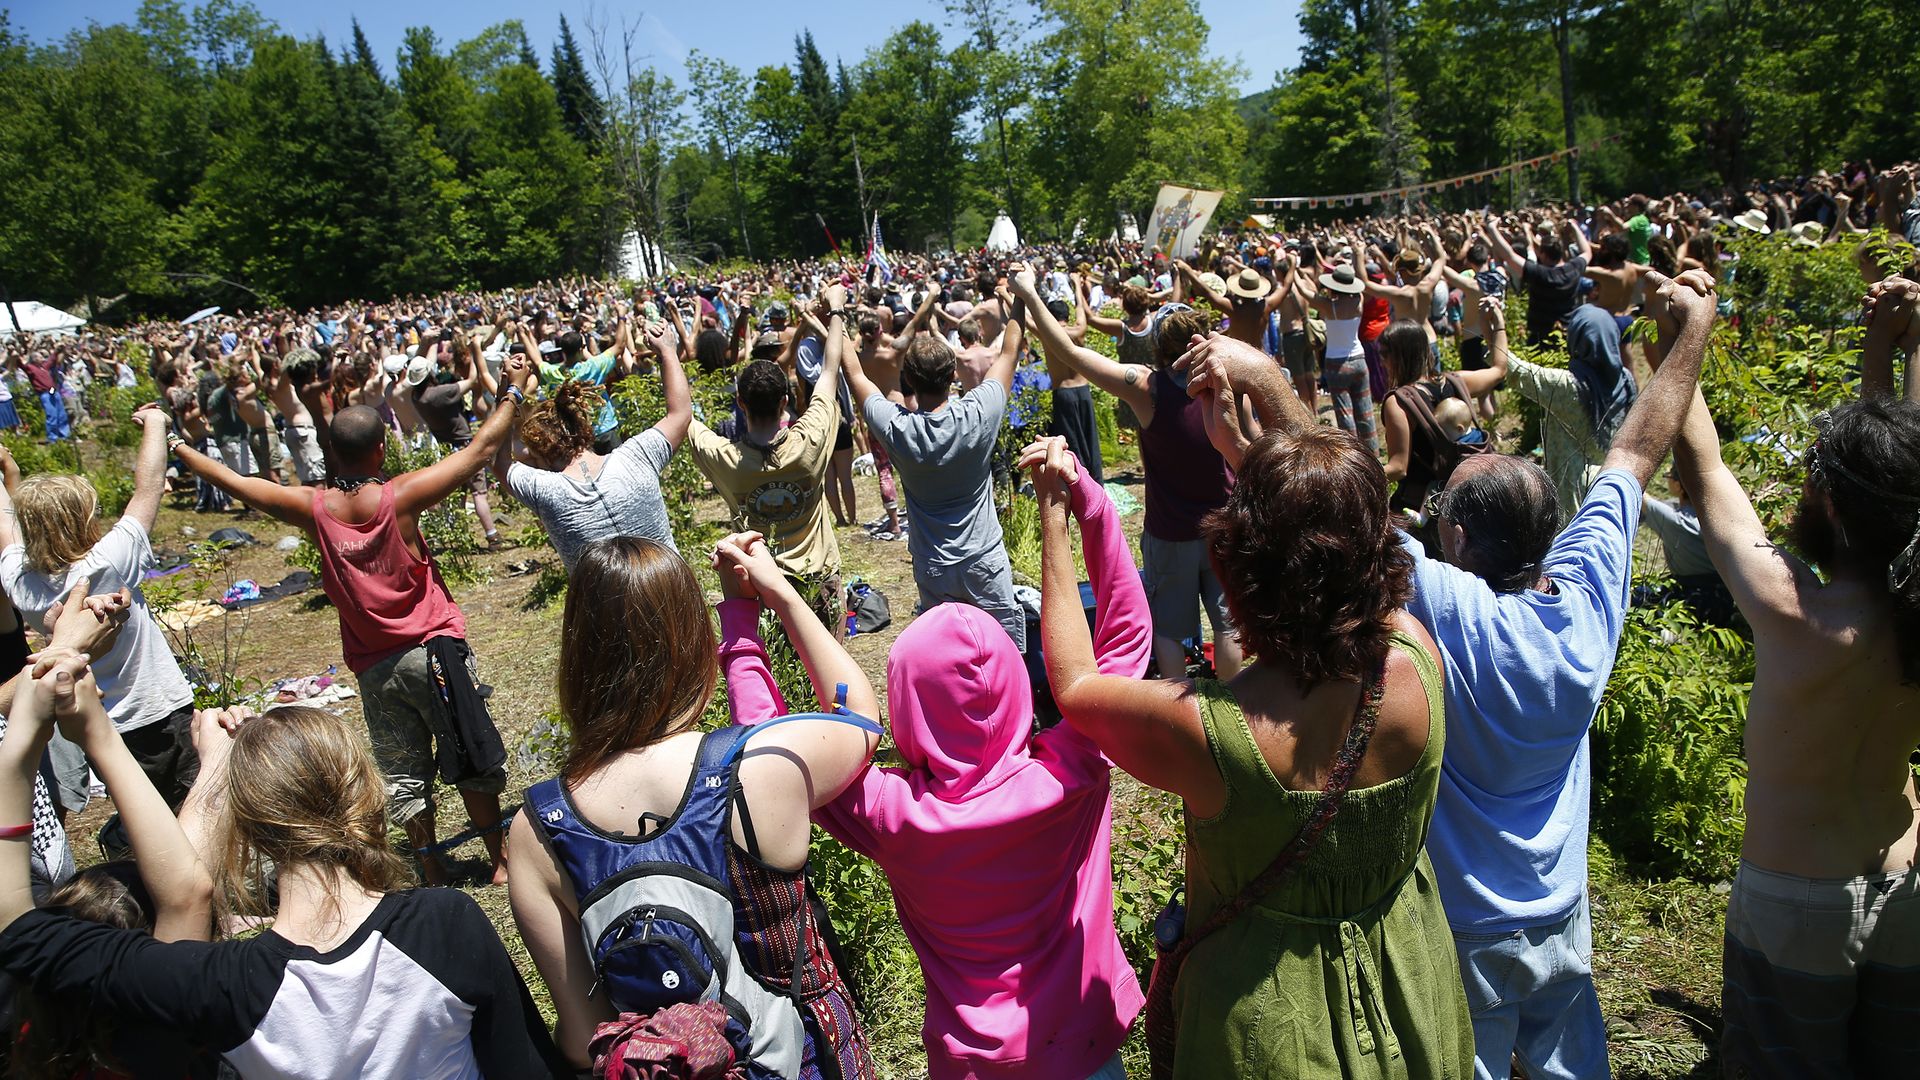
[518,379,600,465]
[1203,428,1414,689]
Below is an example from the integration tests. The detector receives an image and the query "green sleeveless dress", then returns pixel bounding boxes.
[1171,631,1474,1079]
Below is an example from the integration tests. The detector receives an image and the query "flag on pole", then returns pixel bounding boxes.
[866,213,894,285]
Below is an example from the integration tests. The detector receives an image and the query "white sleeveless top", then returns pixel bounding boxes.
[1323,316,1364,360]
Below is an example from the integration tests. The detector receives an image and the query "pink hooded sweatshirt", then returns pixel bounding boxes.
[720,462,1148,1080]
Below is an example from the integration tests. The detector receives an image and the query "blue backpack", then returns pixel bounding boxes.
[527,704,882,1079]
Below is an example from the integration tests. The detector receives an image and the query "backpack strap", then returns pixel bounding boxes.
[1168,650,1389,964]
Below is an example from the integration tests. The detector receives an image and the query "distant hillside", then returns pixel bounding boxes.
[1236,87,1276,127]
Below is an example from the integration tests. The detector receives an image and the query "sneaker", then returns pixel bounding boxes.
[870,529,900,542]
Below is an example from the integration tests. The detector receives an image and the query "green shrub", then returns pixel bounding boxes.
[382,436,486,585]
[1592,599,1752,880]
[611,362,731,555]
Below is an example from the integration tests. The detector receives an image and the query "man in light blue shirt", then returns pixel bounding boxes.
[1403,268,1722,1080]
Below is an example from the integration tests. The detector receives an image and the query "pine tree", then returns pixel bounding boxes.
[549,15,603,145]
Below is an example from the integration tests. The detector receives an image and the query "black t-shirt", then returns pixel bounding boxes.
[1522,256,1587,344]
[413,382,472,445]
[0,888,565,1078]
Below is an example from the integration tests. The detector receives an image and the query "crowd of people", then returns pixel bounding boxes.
[0,159,1913,1080]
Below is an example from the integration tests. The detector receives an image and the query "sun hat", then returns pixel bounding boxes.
[751,331,783,358]
[404,355,435,387]
[1197,271,1227,296]
[1787,221,1824,248]
[1224,268,1272,302]
[1732,208,1772,234]
[1318,266,1365,295]
[381,354,408,377]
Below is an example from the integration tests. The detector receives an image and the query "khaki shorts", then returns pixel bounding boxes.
[358,642,506,825]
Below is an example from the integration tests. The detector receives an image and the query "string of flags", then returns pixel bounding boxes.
[1252,134,1623,210]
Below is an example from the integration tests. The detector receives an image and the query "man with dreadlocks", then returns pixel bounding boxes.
[1682,275,1920,1079]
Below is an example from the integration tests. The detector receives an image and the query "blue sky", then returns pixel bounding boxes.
[6,0,1303,97]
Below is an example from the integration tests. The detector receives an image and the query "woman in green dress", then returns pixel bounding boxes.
[1033,330,1475,1079]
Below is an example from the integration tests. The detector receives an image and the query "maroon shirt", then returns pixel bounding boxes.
[1140,369,1233,542]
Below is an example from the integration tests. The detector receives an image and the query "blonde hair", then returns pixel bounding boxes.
[215,707,413,920]
[1433,396,1474,441]
[14,474,102,574]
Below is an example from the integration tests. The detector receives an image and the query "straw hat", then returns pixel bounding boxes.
[1732,209,1772,234]
[1224,268,1273,302]
[1318,266,1365,295]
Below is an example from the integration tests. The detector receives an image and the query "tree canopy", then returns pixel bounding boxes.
[0,0,1910,315]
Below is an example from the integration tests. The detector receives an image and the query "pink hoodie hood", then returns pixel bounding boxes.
[885,603,1032,802]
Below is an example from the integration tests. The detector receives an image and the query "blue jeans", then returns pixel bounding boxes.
[39,389,68,442]
[1453,892,1611,1080]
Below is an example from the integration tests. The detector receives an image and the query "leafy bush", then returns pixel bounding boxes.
[381,435,486,586]
[611,362,732,556]
[1592,598,1753,880]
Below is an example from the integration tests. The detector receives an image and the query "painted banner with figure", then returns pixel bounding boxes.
[1147,185,1224,258]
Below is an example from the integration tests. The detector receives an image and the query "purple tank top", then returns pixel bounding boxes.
[1141,369,1234,541]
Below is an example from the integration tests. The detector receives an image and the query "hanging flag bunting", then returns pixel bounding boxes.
[1252,135,1619,208]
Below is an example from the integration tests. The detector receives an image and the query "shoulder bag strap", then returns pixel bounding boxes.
[1169,651,1390,963]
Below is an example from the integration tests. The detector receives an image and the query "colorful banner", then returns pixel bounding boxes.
[1148,184,1226,257]
[1251,134,1622,209]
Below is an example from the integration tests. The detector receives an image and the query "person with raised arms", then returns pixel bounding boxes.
[1694,275,1920,1078]
[167,354,540,886]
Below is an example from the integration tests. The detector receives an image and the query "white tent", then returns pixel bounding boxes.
[0,301,85,338]
[985,213,1020,253]
[617,232,678,280]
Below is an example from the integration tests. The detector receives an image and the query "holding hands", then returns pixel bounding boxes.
[713,532,790,604]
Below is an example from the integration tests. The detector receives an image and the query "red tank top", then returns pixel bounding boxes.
[310,484,465,672]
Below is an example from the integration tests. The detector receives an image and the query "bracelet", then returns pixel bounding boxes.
[0,823,32,840]
[166,434,185,453]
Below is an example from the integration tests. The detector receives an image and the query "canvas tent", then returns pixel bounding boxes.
[0,301,85,338]
[985,213,1020,252]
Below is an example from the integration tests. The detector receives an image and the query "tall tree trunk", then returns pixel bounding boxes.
[726,146,753,262]
[1553,12,1579,204]
[996,109,1021,229]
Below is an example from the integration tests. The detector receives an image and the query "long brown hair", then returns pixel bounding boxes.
[558,537,718,784]
[215,706,413,919]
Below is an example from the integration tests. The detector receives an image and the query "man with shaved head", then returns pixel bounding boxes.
[169,354,539,887]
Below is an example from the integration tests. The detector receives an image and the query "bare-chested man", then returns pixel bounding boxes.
[1684,274,1920,1080]
[1172,257,1289,351]
[1582,232,1647,332]
[1363,246,1449,373]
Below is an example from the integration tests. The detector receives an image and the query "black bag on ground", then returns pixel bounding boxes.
[846,580,891,635]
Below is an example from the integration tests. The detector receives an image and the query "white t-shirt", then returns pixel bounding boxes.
[0,519,195,733]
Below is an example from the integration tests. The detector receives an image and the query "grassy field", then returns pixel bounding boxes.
[62,435,1729,1079]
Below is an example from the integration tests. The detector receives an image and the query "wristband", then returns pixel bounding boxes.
[0,823,32,840]
[501,385,526,407]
